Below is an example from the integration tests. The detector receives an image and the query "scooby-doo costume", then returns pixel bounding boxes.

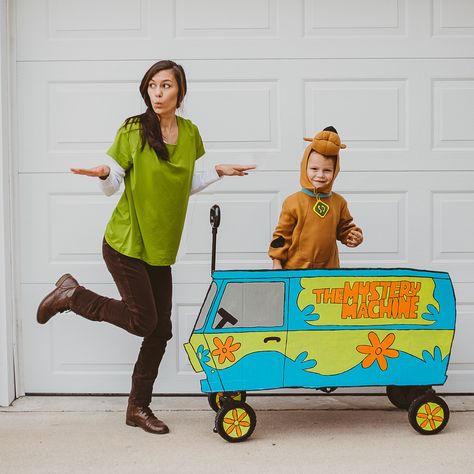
[269,126,361,269]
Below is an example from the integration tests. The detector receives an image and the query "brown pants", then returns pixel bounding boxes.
[70,239,172,407]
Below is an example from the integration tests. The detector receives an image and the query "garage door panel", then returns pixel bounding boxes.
[17,62,145,173]
[186,80,279,151]
[47,0,148,39]
[46,82,143,153]
[433,192,474,259]
[19,174,118,284]
[446,306,474,392]
[304,0,405,35]
[16,0,171,61]
[305,79,407,150]
[433,0,474,36]
[433,79,474,150]
[337,192,407,260]
[16,0,474,60]
[451,283,474,306]
[176,0,279,38]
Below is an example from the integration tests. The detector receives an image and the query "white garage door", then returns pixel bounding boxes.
[16,0,474,393]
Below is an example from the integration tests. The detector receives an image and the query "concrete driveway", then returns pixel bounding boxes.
[1,395,473,474]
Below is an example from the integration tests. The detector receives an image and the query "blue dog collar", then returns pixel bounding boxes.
[300,188,332,198]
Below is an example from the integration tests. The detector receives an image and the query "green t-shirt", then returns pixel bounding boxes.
[104,115,205,265]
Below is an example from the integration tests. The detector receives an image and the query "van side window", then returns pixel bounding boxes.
[195,282,217,331]
[213,282,285,329]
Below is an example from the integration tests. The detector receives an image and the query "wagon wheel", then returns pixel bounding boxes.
[207,391,247,412]
[408,393,449,435]
[215,401,256,443]
[386,385,431,410]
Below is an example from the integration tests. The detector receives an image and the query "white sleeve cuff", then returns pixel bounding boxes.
[98,157,126,196]
[191,166,222,195]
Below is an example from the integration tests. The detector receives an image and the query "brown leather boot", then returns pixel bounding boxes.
[126,405,169,434]
[36,273,79,324]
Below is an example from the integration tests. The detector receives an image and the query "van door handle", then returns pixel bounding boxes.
[264,337,281,343]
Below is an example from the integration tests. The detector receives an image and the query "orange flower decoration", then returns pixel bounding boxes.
[356,332,399,371]
[212,336,241,364]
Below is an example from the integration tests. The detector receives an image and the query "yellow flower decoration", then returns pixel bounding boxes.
[356,332,399,371]
[212,336,241,365]
[223,408,251,438]
[416,403,444,431]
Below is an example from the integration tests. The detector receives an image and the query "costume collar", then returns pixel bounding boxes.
[300,188,332,198]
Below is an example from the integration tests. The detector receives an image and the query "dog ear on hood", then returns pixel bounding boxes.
[300,126,347,193]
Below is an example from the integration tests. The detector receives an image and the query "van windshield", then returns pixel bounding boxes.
[212,281,285,329]
[195,282,217,331]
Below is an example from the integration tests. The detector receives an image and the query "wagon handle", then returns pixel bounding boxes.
[210,205,221,274]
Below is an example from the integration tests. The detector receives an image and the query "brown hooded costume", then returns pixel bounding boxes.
[268,127,361,269]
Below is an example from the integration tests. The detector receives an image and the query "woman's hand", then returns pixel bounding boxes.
[215,164,256,177]
[344,229,363,248]
[71,165,111,179]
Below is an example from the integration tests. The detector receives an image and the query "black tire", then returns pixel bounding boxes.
[386,385,431,410]
[207,391,247,412]
[408,394,449,435]
[215,401,256,443]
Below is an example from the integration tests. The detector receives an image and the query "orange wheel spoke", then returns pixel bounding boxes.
[420,419,430,428]
[225,424,236,435]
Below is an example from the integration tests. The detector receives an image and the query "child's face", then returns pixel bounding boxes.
[306,152,335,190]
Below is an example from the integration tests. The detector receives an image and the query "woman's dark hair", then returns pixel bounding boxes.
[124,60,187,161]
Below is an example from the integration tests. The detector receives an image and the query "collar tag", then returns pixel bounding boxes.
[313,194,329,218]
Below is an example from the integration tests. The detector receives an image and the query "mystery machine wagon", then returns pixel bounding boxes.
[184,267,456,442]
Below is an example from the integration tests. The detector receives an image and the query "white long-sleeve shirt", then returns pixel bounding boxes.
[99,155,222,196]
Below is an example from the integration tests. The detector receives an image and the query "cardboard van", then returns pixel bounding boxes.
[184,207,456,442]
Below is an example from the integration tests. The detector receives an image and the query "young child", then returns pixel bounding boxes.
[269,126,363,269]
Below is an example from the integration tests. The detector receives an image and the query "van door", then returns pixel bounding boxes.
[204,279,288,392]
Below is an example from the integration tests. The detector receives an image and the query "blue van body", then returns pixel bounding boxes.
[185,268,456,394]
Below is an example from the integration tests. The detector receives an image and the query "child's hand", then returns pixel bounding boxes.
[272,259,283,270]
[344,229,363,248]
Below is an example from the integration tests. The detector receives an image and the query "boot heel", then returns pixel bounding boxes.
[126,420,137,427]
[55,274,72,287]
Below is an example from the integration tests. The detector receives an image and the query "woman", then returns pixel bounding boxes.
[36,60,254,435]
